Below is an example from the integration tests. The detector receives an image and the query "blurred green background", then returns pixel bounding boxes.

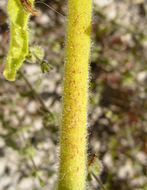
[0,0,146,189]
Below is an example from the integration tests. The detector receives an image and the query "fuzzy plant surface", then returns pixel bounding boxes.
[3,0,37,81]
[58,0,92,190]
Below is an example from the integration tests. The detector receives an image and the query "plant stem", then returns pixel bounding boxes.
[58,0,92,190]
[18,70,48,111]
[91,172,108,190]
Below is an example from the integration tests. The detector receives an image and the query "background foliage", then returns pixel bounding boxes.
[0,0,146,189]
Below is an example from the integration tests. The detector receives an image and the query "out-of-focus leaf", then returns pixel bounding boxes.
[26,46,44,62]
[23,145,35,158]
[88,156,103,176]
[105,110,112,118]
[40,60,53,73]
[122,70,134,84]
[17,125,32,133]
[6,138,19,151]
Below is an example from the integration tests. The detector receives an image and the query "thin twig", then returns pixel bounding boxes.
[18,70,48,111]
[35,1,65,19]
[19,132,45,186]
[91,172,108,190]
[30,156,44,184]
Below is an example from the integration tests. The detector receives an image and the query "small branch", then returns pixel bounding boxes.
[19,132,45,186]
[35,1,65,19]
[91,172,108,190]
[18,70,48,112]
[30,156,45,184]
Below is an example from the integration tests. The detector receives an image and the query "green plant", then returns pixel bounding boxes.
[3,0,37,81]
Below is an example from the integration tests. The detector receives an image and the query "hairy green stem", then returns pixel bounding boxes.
[58,0,92,190]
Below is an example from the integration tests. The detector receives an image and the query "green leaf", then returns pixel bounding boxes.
[31,169,43,177]
[105,110,112,118]
[3,0,34,81]
[88,156,103,176]
[40,60,53,73]
[6,138,19,151]
[17,125,32,133]
[26,46,44,62]
[122,70,134,84]
[39,177,44,186]
[23,145,35,158]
